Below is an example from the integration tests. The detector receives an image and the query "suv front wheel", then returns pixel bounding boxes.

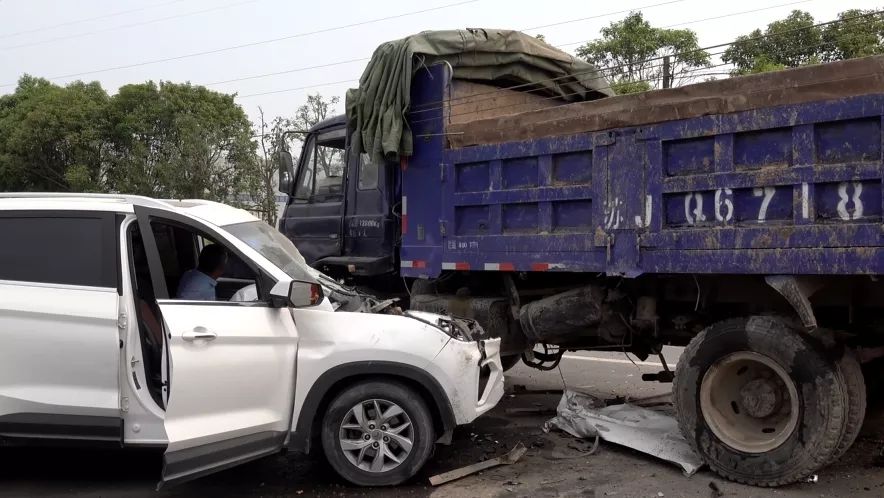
[321,380,435,486]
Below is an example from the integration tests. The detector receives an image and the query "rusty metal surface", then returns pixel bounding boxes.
[448,56,884,148]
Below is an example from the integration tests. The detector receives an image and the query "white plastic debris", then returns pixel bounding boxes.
[545,390,704,475]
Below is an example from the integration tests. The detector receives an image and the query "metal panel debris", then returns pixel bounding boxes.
[545,390,704,475]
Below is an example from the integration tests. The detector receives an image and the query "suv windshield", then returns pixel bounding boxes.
[224,221,315,283]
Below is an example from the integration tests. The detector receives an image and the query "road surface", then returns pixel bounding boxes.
[2,347,882,497]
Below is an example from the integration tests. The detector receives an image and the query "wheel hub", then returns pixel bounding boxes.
[739,378,781,418]
[699,351,800,453]
[339,399,414,473]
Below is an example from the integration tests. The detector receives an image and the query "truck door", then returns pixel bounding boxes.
[281,127,347,265]
[134,206,299,487]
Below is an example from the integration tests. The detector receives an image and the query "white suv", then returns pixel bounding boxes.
[0,193,504,487]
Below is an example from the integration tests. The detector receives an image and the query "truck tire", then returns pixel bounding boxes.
[830,349,866,463]
[320,380,435,486]
[674,316,846,486]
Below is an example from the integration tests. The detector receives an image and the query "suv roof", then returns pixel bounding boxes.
[0,193,258,227]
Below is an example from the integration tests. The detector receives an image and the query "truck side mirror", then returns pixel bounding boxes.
[278,150,295,195]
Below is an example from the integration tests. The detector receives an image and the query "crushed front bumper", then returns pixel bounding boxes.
[428,336,505,426]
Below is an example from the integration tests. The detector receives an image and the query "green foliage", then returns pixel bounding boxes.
[0,76,108,191]
[576,11,710,92]
[611,79,652,95]
[103,81,257,206]
[723,10,821,75]
[0,76,259,212]
[821,9,884,61]
[724,9,884,75]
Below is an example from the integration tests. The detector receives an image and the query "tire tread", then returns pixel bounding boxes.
[674,316,846,487]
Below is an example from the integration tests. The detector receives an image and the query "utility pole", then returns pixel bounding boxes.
[662,56,671,89]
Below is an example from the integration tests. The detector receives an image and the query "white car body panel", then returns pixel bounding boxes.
[117,217,167,445]
[0,281,120,421]
[289,308,451,429]
[158,301,299,452]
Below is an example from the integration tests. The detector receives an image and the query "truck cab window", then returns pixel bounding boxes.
[358,152,378,190]
[294,130,346,203]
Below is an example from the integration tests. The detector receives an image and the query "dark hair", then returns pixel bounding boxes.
[198,244,227,274]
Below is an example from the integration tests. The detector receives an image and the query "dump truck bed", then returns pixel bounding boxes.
[398,59,884,278]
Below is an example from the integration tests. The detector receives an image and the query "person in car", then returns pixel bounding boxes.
[177,244,227,300]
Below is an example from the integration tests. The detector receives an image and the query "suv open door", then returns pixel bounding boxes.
[134,206,299,487]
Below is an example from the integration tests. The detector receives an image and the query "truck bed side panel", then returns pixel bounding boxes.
[402,65,883,278]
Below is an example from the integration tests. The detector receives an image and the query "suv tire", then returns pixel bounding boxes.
[321,380,435,486]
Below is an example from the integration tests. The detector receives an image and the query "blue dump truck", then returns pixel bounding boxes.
[277,30,884,486]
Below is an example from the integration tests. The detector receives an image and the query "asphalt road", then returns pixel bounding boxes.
[2,347,883,497]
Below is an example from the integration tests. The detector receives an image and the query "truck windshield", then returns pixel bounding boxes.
[224,220,315,282]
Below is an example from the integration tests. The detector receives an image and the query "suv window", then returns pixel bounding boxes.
[0,214,116,288]
[294,129,346,203]
[150,219,260,301]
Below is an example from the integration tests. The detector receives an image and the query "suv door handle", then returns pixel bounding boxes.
[182,329,217,341]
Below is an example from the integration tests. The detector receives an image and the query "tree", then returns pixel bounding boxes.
[723,9,883,75]
[821,9,884,61]
[252,107,289,226]
[723,10,822,75]
[103,81,258,206]
[576,12,710,94]
[0,76,109,191]
[291,93,340,132]
[251,93,341,225]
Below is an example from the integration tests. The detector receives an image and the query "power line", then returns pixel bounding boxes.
[0,0,478,88]
[247,32,856,139]
[0,0,258,51]
[408,59,734,125]
[557,0,815,47]
[206,0,689,91]
[231,0,828,105]
[405,10,883,122]
[663,0,813,29]
[206,58,369,87]
[237,79,358,99]
[520,0,686,32]
[0,0,186,40]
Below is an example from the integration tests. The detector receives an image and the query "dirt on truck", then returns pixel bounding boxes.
[276,28,884,487]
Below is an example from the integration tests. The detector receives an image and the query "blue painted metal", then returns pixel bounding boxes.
[401,63,884,278]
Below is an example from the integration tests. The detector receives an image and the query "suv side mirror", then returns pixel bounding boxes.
[278,150,295,195]
[271,279,323,308]
[288,280,324,307]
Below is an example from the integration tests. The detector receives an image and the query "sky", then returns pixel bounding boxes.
[0,0,880,128]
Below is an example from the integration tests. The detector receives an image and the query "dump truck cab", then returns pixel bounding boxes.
[278,115,399,281]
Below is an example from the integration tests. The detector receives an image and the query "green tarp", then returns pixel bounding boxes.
[345,28,613,162]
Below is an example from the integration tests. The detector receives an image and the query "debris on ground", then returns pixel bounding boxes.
[511,385,565,395]
[708,481,723,497]
[506,407,558,416]
[429,442,528,486]
[544,390,704,475]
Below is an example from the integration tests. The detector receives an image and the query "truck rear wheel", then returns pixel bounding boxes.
[674,316,846,486]
[830,349,866,463]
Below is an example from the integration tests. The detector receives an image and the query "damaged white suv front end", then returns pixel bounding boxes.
[222,217,505,486]
[286,300,505,485]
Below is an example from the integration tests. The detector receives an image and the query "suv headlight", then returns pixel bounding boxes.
[403,310,486,341]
